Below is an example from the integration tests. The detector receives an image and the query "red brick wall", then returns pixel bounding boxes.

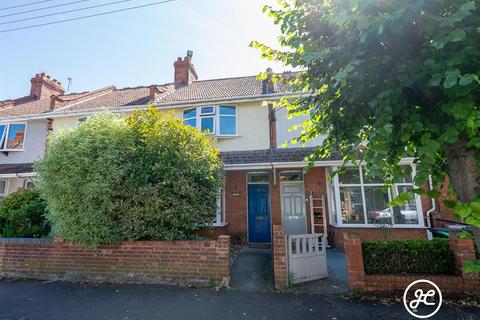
[303,167,329,233]
[272,225,288,290]
[344,234,479,295]
[433,176,462,227]
[0,236,230,287]
[224,170,248,242]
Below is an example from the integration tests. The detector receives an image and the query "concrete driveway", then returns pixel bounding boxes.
[0,280,478,320]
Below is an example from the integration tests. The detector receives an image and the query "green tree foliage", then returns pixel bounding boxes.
[252,0,480,226]
[0,188,50,238]
[36,108,223,246]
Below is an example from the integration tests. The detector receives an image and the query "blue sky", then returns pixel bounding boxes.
[0,0,286,100]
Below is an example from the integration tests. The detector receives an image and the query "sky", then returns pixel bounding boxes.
[0,0,287,100]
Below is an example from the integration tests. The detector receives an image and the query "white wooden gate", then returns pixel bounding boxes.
[287,233,327,284]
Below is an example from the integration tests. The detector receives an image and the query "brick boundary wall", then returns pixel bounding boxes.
[272,225,288,290]
[344,233,480,295]
[0,235,231,287]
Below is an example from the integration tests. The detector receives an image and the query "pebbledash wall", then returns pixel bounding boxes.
[344,233,480,295]
[0,236,230,286]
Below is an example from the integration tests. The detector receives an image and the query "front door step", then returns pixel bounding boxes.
[247,243,271,249]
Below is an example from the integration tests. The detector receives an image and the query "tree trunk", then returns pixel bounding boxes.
[443,138,480,203]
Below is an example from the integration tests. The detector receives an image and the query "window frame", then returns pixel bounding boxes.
[330,165,424,228]
[218,106,237,136]
[0,123,27,151]
[182,106,238,137]
[0,179,8,199]
[214,186,226,226]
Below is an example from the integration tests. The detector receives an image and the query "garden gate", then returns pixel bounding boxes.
[287,233,328,283]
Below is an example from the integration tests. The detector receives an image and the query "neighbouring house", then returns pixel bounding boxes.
[0,51,461,249]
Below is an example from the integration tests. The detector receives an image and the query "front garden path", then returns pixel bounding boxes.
[229,247,273,292]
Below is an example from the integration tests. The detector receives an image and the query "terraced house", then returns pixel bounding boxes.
[0,52,455,250]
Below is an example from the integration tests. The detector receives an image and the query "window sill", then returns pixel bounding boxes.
[1,149,24,152]
[211,222,228,227]
[214,135,240,139]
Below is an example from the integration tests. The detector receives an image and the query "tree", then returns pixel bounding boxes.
[36,108,223,246]
[252,0,480,228]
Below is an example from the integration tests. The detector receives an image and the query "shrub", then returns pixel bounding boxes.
[0,188,50,238]
[362,239,454,275]
[36,108,223,246]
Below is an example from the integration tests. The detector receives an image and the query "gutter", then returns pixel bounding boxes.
[222,158,417,170]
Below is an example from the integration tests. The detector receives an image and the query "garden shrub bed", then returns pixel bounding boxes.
[362,238,454,274]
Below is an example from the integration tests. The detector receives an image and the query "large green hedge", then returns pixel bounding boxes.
[36,107,223,246]
[362,239,454,274]
[0,188,50,238]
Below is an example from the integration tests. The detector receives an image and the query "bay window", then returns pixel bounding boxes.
[183,106,237,136]
[0,123,26,151]
[330,166,423,227]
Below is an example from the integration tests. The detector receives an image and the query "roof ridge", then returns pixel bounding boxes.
[191,75,259,83]
[58,85,116,101]
[54,86,117,111]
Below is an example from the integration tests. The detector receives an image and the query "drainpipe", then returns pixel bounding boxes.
[426,175,436,239]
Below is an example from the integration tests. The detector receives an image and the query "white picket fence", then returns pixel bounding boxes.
[287,233,328,284]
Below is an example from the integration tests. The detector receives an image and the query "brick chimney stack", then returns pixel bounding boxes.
[174,50,198,88]
[262,68,275,94]
[30,72,65,99]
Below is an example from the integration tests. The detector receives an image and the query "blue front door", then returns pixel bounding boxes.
[248,184,271,243]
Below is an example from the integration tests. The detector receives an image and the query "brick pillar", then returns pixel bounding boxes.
[273,225,288,290]
[344,233,365,290]
[217,235,231,287]
[449,233,477,277]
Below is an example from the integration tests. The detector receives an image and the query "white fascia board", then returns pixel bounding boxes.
[0,172,35,178]
[222,158,416,171]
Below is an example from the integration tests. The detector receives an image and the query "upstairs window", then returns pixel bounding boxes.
[183,108,196,128]
[219,106,236,135]
[0,123,26,151]
[200,107,215,134]
[182,106,237,136]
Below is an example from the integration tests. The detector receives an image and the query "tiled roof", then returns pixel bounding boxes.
[157,76,291,104]
[56,85,174,113]
[0,163,34,174]
[0,74,295,119]
[0,91,98,119]
[220,148,341,165]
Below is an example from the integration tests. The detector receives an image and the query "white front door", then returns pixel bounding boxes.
[280,181,307,236]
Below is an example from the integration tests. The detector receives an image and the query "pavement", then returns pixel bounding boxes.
[0,280,479,320]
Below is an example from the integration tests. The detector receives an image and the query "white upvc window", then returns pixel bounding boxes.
[182,106,237,136]
[214,187,226,226]
[0,123,27,151]
[329,165,423,227]
[0,180,7,200]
